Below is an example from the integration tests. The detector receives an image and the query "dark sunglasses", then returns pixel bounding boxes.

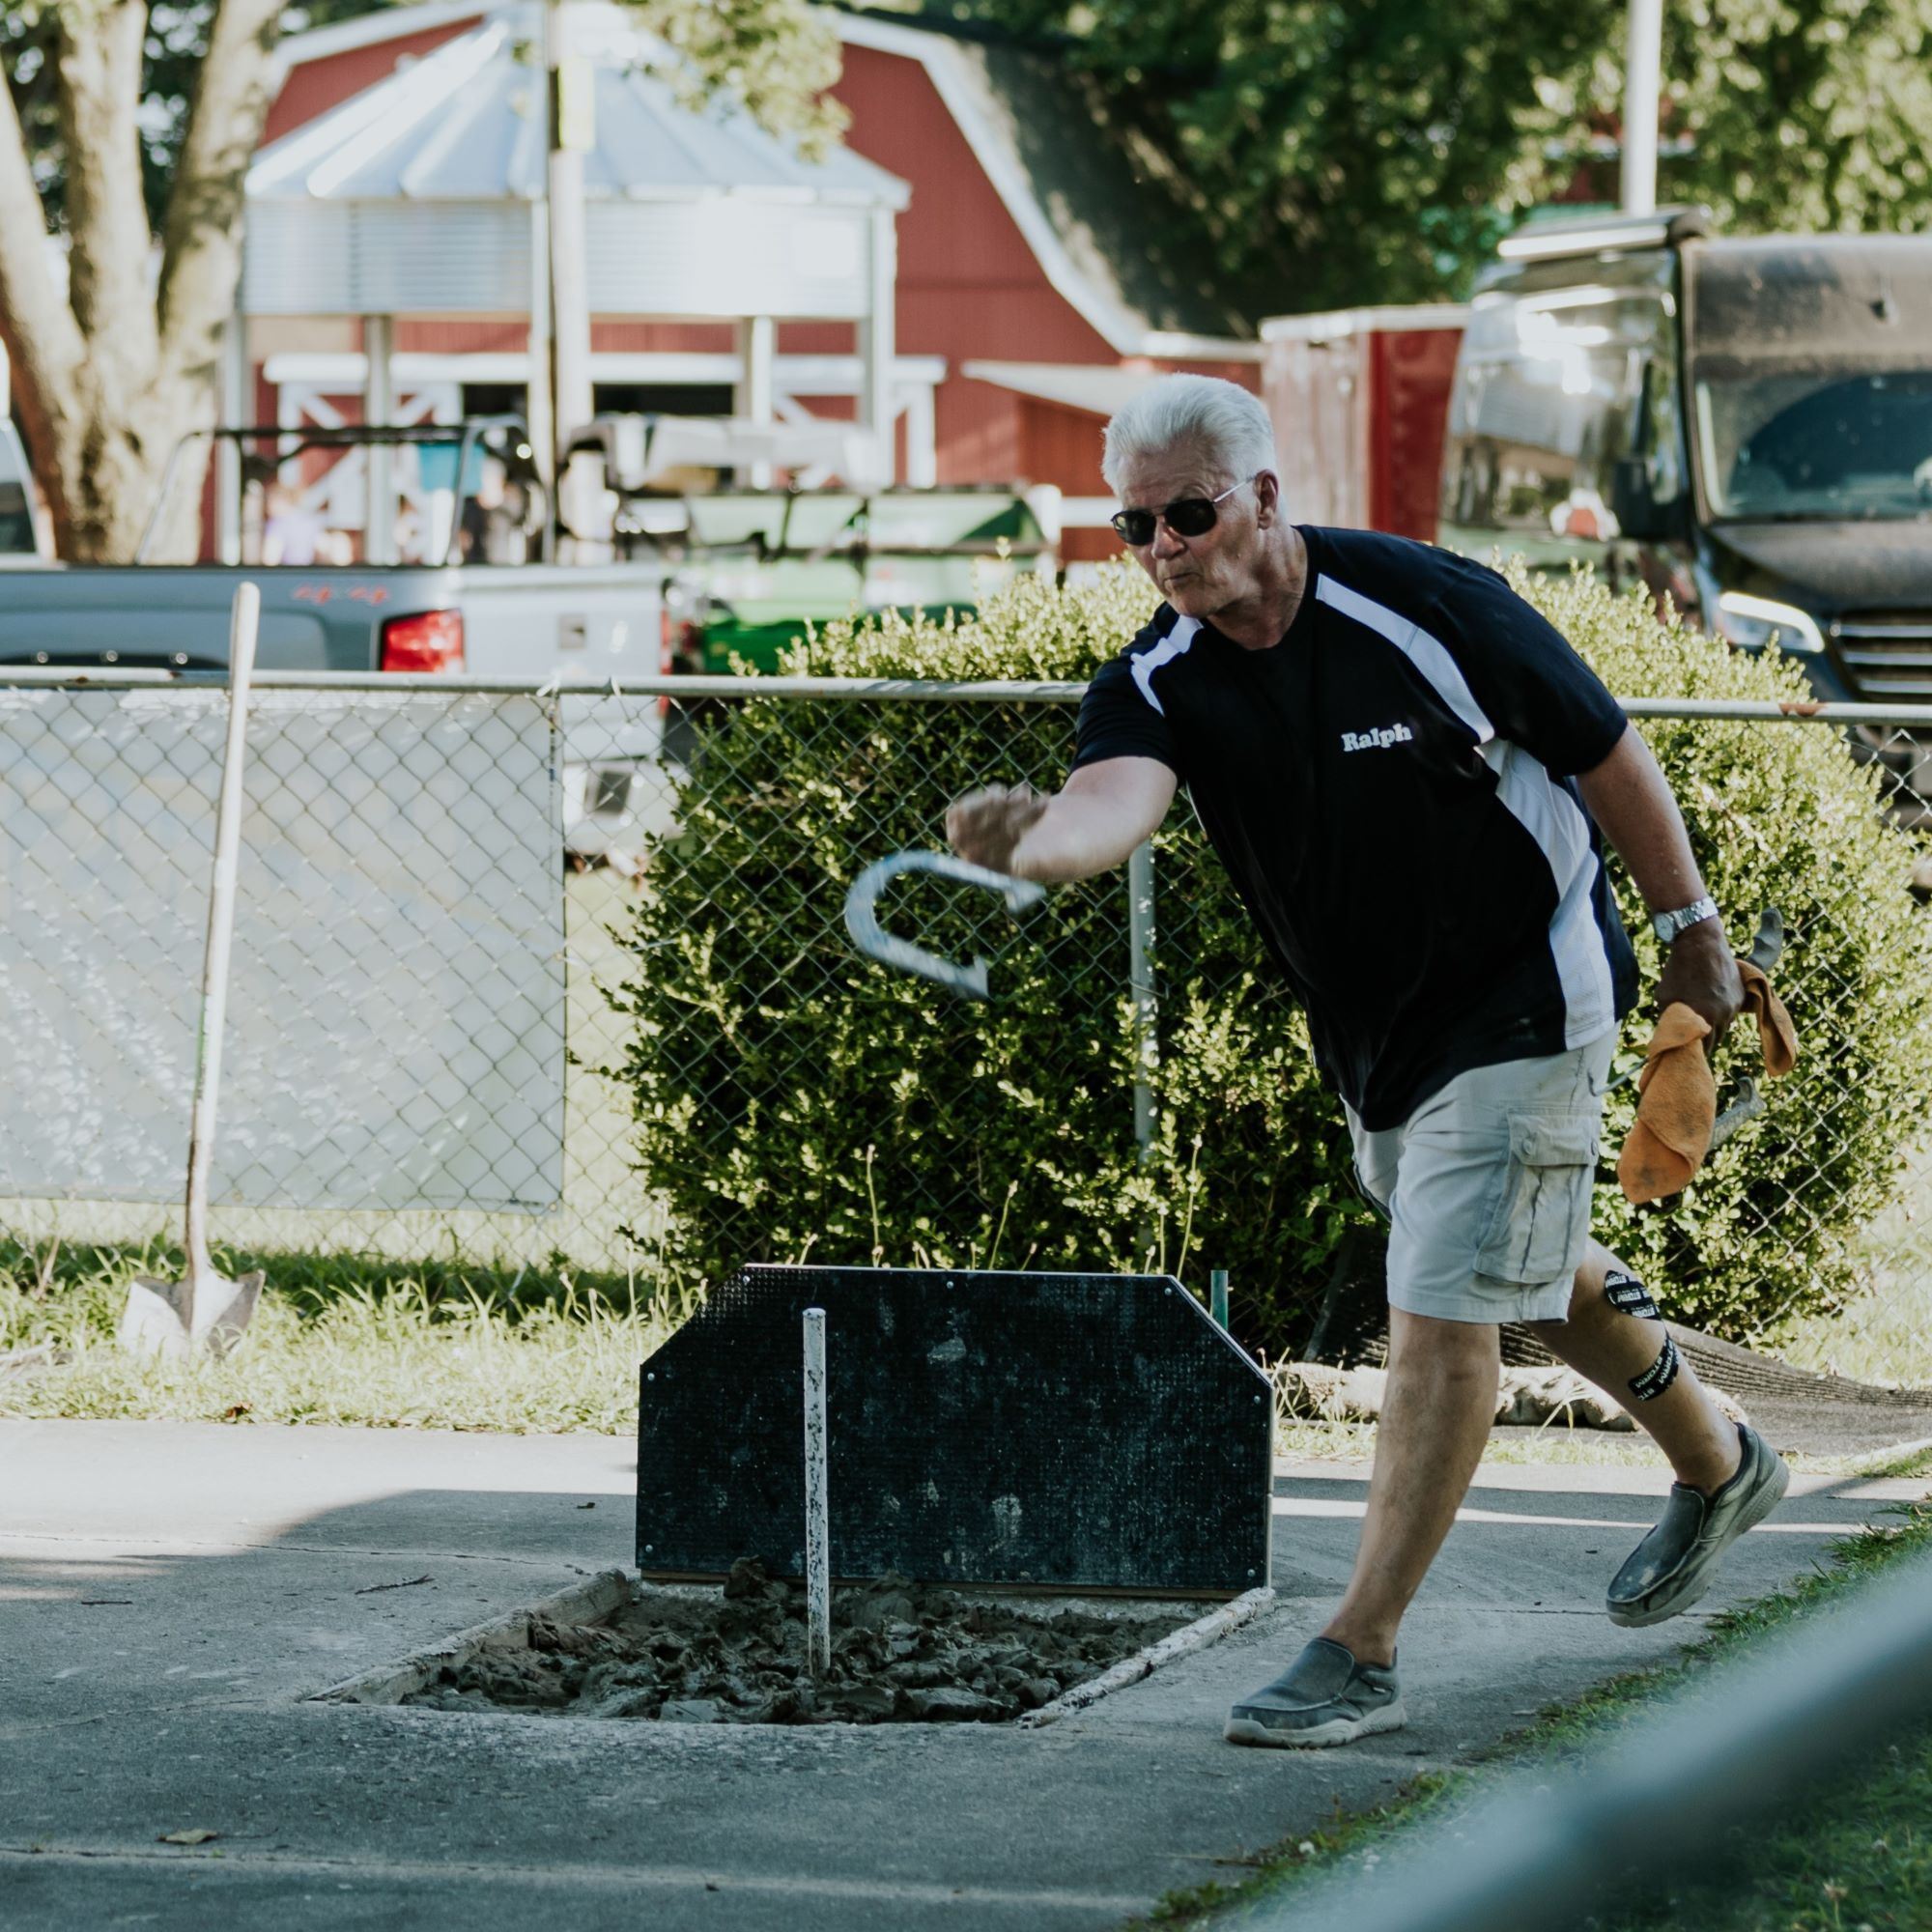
[1110,477,1254,547]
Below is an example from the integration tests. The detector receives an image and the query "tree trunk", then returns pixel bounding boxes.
[60,383,212,563]
[0,0,280,563]
[0,0,828,561]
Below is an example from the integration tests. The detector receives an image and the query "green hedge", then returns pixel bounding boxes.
[615,562,1932,1351]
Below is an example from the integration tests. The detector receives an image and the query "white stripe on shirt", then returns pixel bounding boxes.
[1318,575,1613,1046]
[1315,577,1494,745]
[1130,615,1202,717]
[1485,741,1617,1045]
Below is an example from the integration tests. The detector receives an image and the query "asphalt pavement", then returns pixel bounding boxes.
[4,1419,1921,1931]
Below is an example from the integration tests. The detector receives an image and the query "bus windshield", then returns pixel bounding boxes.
[1693,368,1932,523]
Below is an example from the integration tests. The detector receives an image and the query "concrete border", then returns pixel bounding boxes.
[1018,1585,1277,1727]
[311,1571,1278,1724]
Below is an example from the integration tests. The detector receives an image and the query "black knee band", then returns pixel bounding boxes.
[1605,1269,1661,1321]
[1629,1333,1681,1402]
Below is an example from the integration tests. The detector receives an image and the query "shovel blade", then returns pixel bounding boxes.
[119,1269,265,1362]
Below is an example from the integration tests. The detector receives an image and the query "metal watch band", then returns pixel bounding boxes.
[1651,895,1719,946]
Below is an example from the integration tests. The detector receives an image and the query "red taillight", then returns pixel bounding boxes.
[381,610,465,673]
[657,612,702,716]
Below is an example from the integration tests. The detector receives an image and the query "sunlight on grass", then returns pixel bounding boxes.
[0,1237,691,1434]
[1778,1170,1932,1388]
[1275,1410,1919,1480]
[1141,1502,1932,1930]
[1273,1419,1665,1470]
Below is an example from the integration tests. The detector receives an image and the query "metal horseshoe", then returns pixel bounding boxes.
[1708,906,1785,1152]
[843,850,1047,1001]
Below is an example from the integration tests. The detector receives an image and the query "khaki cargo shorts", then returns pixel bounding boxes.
[1345,1031,1615,1326]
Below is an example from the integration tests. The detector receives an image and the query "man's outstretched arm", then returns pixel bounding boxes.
[1576,724,1744,1038]
[946,756,1177,883]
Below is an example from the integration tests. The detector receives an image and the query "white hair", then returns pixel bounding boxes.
[1101,375,1277,495]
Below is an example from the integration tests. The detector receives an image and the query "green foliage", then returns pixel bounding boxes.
[617,562,1932,1350]
[960,0,1608,311]
[1,0,844,237]
[613,572,1183,1298]
[1527,565,1932,1338]
[647,0,849,157]
[956,0,1932,312]
[1646,0,1932,238]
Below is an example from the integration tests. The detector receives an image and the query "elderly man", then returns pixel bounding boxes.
[946,374,1788,1749]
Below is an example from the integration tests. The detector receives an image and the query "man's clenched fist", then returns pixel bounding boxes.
[946,782,1050,875]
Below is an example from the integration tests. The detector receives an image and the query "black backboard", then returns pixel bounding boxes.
[636,1265,1273,1596]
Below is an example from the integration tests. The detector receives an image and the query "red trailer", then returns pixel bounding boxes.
[1260,305,1466,542]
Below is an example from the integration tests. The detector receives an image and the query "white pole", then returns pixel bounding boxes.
[803,1306,831,1678]
[904,383,938,491]
[183,582,260,1294]
[734,316,776,488]
[1127,839,1156,1161]
[857,207,898,486]
[527,192,555,564]
[546,0,599,552]
[1621,0,1663,215]
[363,314,396,564]
[524,0,556,561]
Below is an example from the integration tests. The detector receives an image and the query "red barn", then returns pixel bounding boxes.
[253,3,1264,560]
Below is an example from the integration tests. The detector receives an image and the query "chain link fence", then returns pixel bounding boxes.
[6,668,1932,1386]
[1609,697,1932,1392]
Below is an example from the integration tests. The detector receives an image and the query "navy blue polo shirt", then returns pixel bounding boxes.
[1072,526,1638,1130]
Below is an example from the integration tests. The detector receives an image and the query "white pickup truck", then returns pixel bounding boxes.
[0,419,702,858]
[0,414,1059,859]
[0,419,673,677]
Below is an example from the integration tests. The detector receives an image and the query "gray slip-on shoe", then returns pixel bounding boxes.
[1606,1423,1790,1629]
[1223,1637,1405,1749]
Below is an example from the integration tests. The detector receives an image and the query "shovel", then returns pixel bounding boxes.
[119,583,266,1361]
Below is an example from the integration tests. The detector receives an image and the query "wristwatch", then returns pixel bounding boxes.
[1651,895,1719,947]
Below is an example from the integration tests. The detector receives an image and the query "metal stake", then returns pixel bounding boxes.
[1210,1269,1230,1330]
[803,1307,831,1679]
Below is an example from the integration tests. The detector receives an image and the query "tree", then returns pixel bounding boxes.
[957,0,1932,316]
[0,0,845,562]
[1647,0,1932,235]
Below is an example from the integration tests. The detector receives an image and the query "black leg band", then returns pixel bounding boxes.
[1605,1269,1662,1321]
[1629,1332,1682,1403]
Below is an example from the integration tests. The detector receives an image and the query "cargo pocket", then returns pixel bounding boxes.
[1474,1112,1600,1286]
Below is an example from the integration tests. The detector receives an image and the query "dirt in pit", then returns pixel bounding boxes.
[403,1558,1184,1724]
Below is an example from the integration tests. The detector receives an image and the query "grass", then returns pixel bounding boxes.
[1781,1185,1932,1389]
[0,1236,691,1433]
[1274,1416,1674,1469]
[1137,1488,1932,1931]
[9,1234,1925,1472]
[1273,1417,1931,1481]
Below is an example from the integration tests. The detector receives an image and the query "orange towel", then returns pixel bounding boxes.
[1617,961,1798,1205]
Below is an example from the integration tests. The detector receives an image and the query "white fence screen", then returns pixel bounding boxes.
[0,686,563,1212]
